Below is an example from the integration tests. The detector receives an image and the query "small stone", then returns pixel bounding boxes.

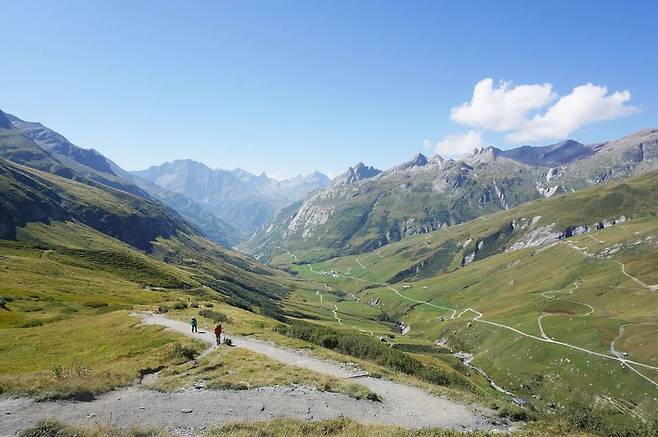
[181,409,193,414]
[87,413,95,418]
[139,407,146,410]
[260,405,265,411]
[5,412,11,415]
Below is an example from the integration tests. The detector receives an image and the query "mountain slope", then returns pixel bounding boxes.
[0,156,301,319]
[291,169,658,425]
[0,111,302,317]
[4,111,242,247]
[7,112,149,197]
[245,130,658,263]
[116,169,245,247]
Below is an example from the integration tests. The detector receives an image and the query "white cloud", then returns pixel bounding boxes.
[450,78,636,144]
[432,130,482,158]
[451,78,555,131]
[505,83,636,143]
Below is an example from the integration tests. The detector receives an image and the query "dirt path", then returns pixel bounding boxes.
[0,314,506,436]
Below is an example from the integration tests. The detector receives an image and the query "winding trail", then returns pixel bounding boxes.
[331,304,343,325]
[610,324,658,388]
[536,299,594,342]
[303,254,658,381]
[611,259,658,291]
[565,241,657,292]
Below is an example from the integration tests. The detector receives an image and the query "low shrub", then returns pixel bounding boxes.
[83,301,108,309]
[0,296,12,309]
[171,343,197,360]
[563,403,658,436]
[190,302,199,308]
[173,301,187,310]
[275,321,471,390]
[19,419,164,437]
[199,309,230,323]
[19,319,43,328]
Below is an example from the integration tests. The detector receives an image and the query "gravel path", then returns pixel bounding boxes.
[0,313,507,436]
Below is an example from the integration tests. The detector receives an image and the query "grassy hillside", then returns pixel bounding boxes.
[286,170,658,430]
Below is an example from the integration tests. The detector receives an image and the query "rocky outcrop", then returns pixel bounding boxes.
[333,162,381,186]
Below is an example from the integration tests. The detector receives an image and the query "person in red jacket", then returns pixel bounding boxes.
[214,324,222,346]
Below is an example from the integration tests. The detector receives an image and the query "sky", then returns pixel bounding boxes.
[1,1,657,178]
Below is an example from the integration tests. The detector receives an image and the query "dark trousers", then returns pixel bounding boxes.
[192,325,197,332]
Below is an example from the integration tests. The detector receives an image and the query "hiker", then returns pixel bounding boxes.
[214,323,222,345]
[191,317,198,333]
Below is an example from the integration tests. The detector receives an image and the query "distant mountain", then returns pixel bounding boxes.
[332,162,382,186]
[497,140,595,167]
[244,130,658,263]
[133,160,330,236]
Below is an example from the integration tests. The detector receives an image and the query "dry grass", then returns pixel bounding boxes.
[0,311,205,400]
[153,344,378,400]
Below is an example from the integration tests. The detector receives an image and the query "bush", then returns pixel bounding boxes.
[204,302,214,308]
[275,321,471,390]
[20,319,44,328]
[171,343,197,360]
[190,302,199,308]
[19,420,79,437]
[198,309,230,323]
[173,301,187,310]
[0,296,12,309]
[19,419,164,437]
[563,403,657,436]
[51,365,64,379]
[83,301,108,309]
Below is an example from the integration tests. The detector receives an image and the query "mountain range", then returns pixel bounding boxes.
[132,160,330,237]
[243,129,658,262]
[5,109,657,264]
[1,110,330,247]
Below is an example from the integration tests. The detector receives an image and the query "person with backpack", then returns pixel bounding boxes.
[191,317,198,333]
[214,323,222,345]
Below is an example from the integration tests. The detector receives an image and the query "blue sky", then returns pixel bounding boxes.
[1,1,657,178]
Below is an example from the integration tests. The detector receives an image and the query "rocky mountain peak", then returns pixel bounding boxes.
[466,146,500,165]
[411,153,429,166]
[393,153,431,172]
[497,139,593,167]
[0,110,15,129]
[333,162,382,185]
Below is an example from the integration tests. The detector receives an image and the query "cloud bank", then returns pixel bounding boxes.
[450,78,636,144]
